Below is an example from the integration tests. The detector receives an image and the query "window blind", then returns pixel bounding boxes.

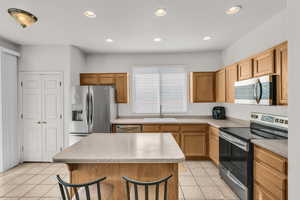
[132,67,187,114]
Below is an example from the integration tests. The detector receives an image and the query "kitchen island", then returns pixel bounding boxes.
[53,133,185,200]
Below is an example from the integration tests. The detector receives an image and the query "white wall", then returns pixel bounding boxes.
[0,37,19,52]
[221,9,288,120]
[19,45,73,147]
[70,46,86,86]
[287,0,300,199]
[84,51,223,116]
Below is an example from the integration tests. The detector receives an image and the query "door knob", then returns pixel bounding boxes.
[37,121,41,124]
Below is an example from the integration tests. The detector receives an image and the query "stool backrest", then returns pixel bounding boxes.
[122,175,172,200]
[56,175,106,200]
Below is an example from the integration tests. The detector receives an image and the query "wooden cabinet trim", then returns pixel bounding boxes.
[215,69,226,103]
[142,124,161,132]
[181,124,208,132]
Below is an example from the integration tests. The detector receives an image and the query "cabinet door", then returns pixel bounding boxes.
[254,183,278,200]
[215,69,226,102]
[190,72,215,102]
[181,132,207,158]
[80,74,100,85]
[115,74,128,103]
[98,74,115,85]
[276,42,288,105]
[238,58,253,80]
[253,49,276,77]
[225,64,238,103]
[209,126,219,165]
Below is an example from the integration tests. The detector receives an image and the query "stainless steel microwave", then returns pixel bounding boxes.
[234,75,276,105]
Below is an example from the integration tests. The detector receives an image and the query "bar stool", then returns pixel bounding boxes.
[56,175,112,200]
[122,175,172,200]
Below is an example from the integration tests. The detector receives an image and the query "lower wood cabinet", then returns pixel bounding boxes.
[208,126,219,165]
[254,145,287,200]
[254,183,278,200]
[114,123,210,160]
[181,132,207,159]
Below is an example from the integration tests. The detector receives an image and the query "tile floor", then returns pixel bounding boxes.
[0,161,238,200]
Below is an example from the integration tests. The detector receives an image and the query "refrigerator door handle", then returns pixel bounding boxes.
[85,93,90,126]
[90,92,94,129]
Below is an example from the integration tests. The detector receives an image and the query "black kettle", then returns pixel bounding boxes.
[212,106,226,120]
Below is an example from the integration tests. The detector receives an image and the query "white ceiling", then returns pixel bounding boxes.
[0,0,286,53]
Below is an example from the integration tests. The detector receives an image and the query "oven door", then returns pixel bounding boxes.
[219,131,249,187]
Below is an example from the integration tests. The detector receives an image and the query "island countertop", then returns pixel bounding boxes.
[53,133,185,163]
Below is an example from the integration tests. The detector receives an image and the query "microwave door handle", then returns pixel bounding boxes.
[257,79,263,104]
[254,81,258,103]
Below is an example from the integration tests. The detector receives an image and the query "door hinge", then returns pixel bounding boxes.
[20,114,23,119]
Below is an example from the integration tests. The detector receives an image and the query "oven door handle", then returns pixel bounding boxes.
[227,171,247,191]
[220,132,249,151]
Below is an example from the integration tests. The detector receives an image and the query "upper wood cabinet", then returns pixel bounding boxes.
[253,49,276,77]
[276,42,288,105]
[225,64,238,103]
[114,73,128,103]
[190,72,215,103]
[238,58,253,80]
[80,73,129,103]
[215,69,226,102]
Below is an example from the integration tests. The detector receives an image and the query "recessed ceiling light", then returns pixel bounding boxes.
[105,38,114,43]
[203,36,211,41]
[226,6,242,15]
[84,10,96,18]
[153,37,162,42]
[155,8,167,17]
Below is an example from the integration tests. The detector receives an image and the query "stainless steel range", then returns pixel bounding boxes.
[219,112,288,200]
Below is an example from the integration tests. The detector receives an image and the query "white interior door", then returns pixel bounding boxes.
[20,72,63,162]
[42,74,63,161]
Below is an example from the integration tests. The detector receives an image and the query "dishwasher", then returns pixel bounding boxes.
[115,125,142,133]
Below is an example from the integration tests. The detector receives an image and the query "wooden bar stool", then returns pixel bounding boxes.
[56,175,113,200]
[122,175,172,200]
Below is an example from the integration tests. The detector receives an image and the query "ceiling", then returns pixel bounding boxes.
[0,0,286,53]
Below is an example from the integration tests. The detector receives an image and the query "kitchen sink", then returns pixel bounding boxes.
[143,118,177,122]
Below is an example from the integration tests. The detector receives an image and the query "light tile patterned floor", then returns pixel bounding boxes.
[0,161,238,200]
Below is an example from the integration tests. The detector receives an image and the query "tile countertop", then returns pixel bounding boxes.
[251,139,288,158]
[53,133,185,163]
[111,116,250,128]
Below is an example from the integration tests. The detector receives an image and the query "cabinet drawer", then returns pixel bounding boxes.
[161,125,180,132]
[181,124,207,132]
[142,125,160,132]
[254,161,287,192]
[254,146,287,174]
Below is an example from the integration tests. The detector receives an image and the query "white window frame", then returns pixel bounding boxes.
[131,66,188,114]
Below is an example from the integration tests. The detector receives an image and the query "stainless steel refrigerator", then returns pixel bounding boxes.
[69,86,117,145]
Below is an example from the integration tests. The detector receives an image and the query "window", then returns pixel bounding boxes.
[132,67,187,114]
